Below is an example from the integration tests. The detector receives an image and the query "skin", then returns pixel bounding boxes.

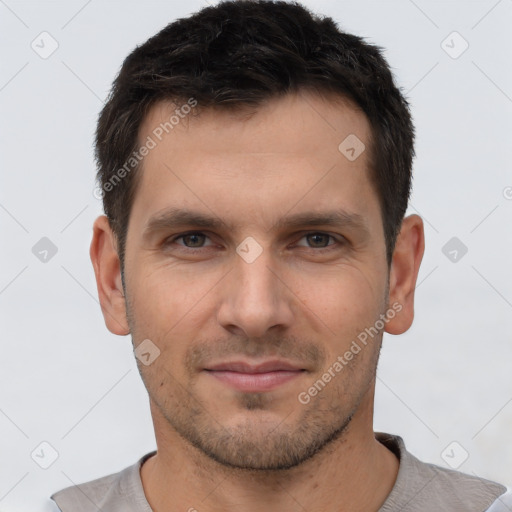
[90,90,424,512]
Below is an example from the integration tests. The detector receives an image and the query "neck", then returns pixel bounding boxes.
[140,392,399,512]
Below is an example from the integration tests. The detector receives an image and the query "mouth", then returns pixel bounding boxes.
[204,360,307,392]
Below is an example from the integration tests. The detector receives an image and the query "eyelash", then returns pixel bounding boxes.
[165,231,343,252]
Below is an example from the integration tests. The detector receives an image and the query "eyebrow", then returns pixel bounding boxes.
[142,207,370,240]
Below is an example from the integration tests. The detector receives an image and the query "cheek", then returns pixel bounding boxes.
[127,264,222,380]
[292,265,385,349]
[129,261,218,332]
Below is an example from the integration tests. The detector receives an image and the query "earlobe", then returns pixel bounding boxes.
[89,215,130,336]
[385,214,425,335]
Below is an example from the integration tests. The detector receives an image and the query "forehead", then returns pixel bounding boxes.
[140,91,370,160]
[129,91,380,236]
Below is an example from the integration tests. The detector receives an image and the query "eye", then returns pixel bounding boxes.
[295,232,341,250]
[165,231,343,253]
[169,232,214,249]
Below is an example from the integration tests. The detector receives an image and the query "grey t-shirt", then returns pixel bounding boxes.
[50,432,509,511]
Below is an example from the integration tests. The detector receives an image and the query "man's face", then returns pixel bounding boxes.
[122,92,390,470]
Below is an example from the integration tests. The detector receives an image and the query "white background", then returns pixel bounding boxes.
[1,1,511,510]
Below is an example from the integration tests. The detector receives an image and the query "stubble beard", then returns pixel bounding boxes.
[145,359,375,472]
[126,290,383,473]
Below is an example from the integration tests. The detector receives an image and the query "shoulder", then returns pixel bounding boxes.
[51,471,121,511]
[50,451,155,512]
[486,489,512,511]
[376,433,507,511]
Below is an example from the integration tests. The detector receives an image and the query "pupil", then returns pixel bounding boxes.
[185,234,203,247]
[309,233,327,247]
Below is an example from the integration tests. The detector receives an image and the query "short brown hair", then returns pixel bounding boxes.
[95,0,414,272]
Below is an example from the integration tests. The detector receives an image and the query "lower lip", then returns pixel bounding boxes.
[206,370,304,392]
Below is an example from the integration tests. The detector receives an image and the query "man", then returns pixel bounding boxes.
[50,1,510,510]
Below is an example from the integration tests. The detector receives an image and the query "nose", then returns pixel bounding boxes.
[216,243,294,339]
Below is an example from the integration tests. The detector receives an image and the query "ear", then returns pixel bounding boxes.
[89,215,130,335]
[385,214,425,335]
